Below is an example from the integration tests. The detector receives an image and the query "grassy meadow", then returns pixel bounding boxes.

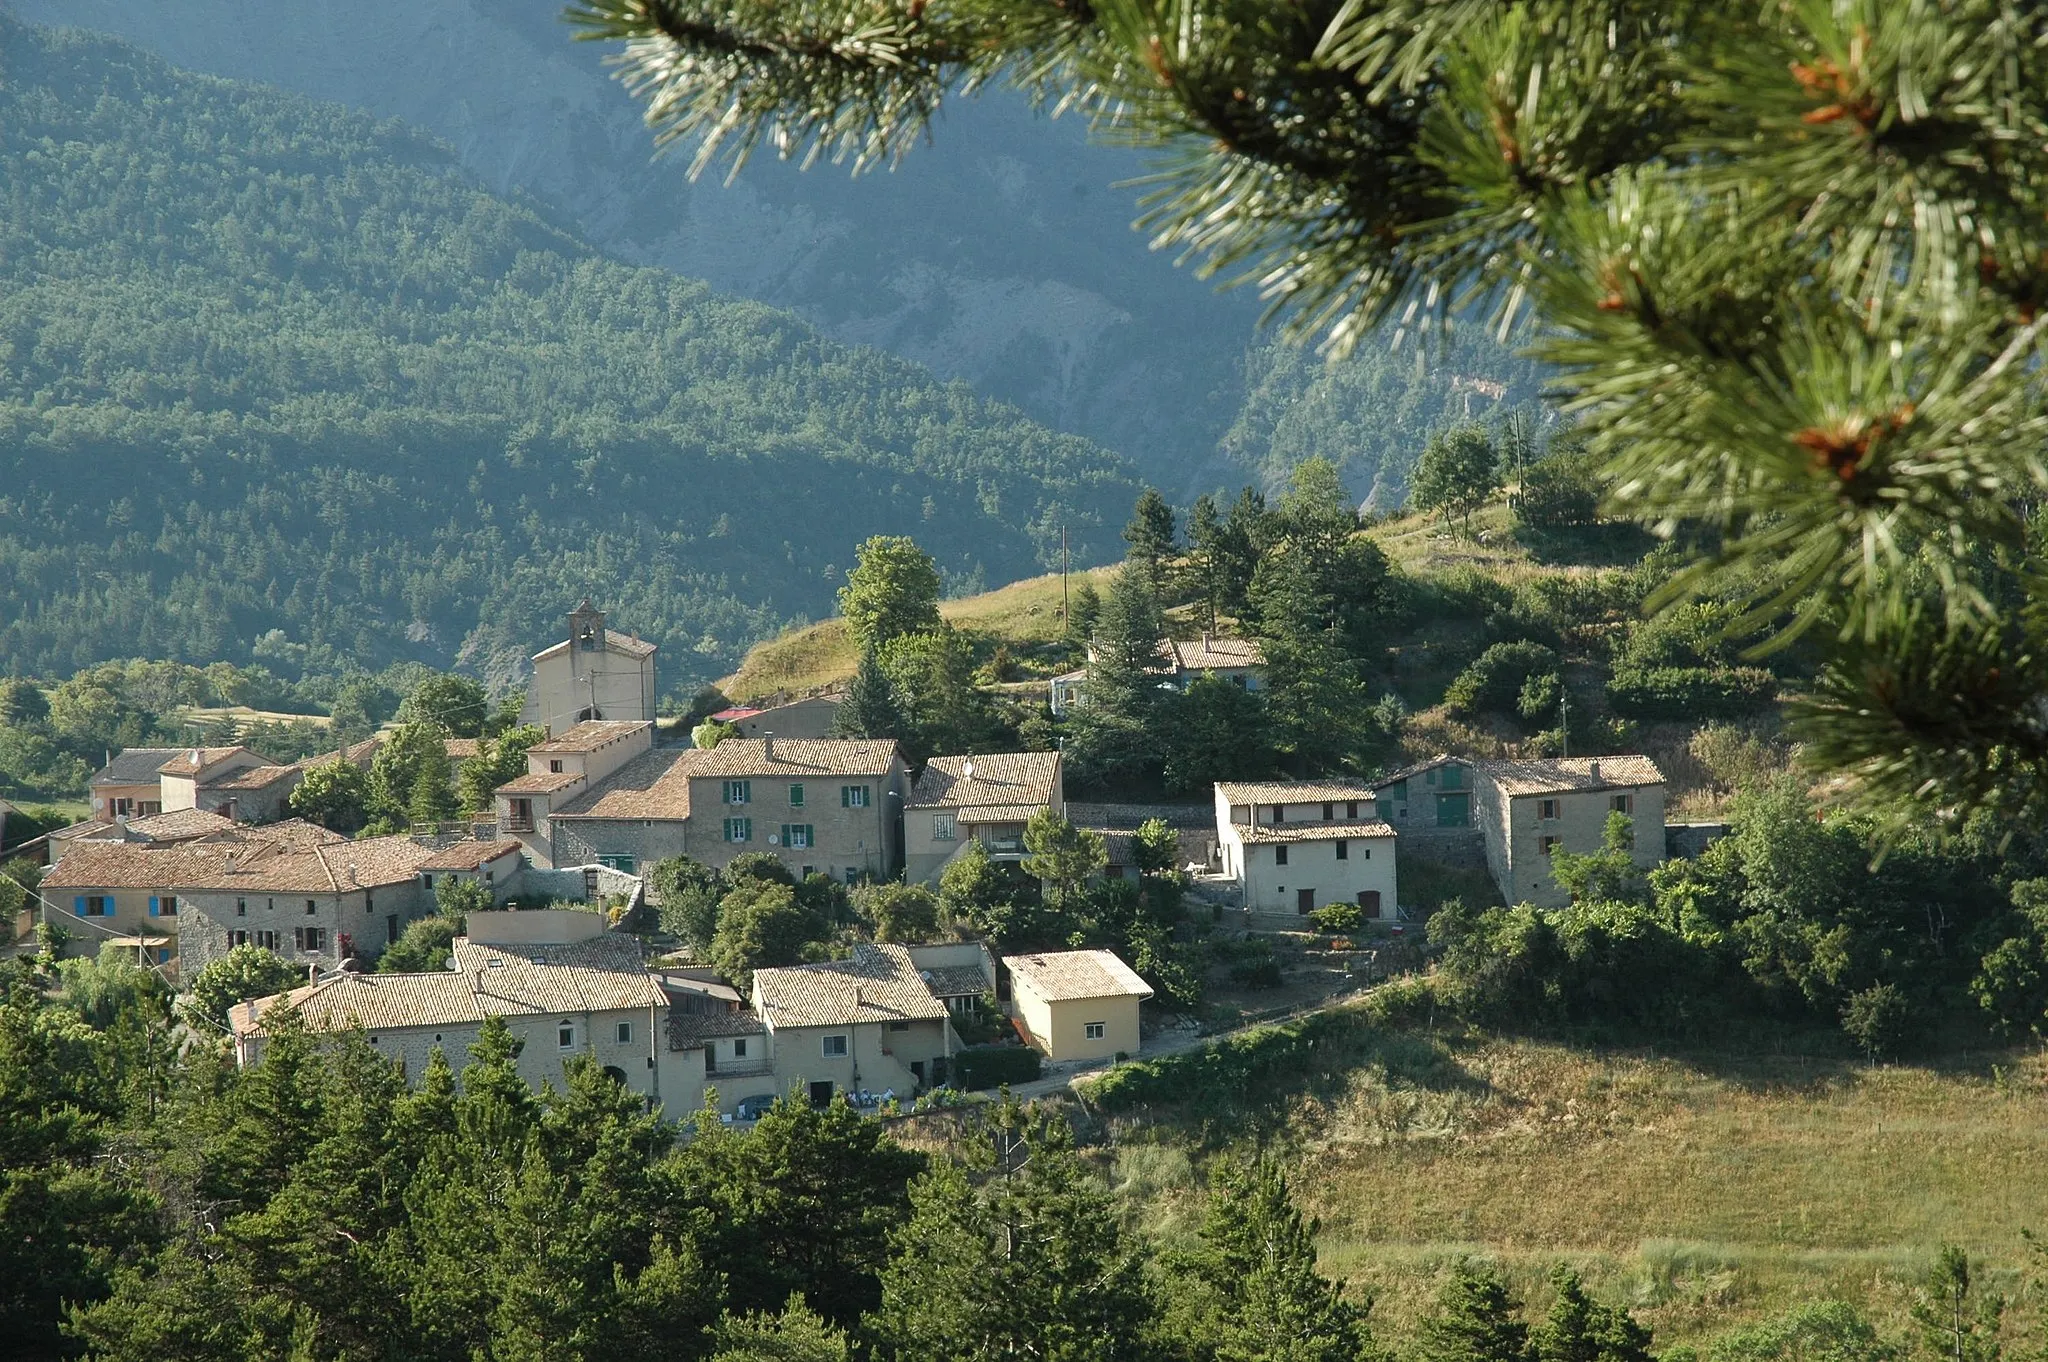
[1096,1009,2048,1349]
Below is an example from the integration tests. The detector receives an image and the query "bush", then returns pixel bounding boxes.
[1228,959,1284,990]
[1087,1007,1369,1113]
[1309,902,1363,933]
[1606,666,1777,720]
[952,1044,1041,1090]
[1840,983,1912,1060]
[1444,640,1559,718]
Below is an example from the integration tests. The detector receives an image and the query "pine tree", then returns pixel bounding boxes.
[1064,563,1167,789]
[1419,1264,1530,1362]
[1123,488,1178,591]
[572,2,2048,826]
[834,645,903,740]
[1187,493,1228,630]
[1530,1269,1653,1362]
[1253,551,1378,775]
[1191,1160,1374,1362]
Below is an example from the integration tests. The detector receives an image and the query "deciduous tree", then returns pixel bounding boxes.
[838,536,942,652]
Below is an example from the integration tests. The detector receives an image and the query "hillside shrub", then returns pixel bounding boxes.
[1444,640,1559,718]
[952,1044,1041,1091]
[1606,666,1777,720]
[1088,1007,1368,1113]
[1309,902,1363,933]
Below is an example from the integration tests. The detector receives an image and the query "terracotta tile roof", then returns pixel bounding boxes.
[1004,949,1154,1003]
[710,707,762,722]
[91,748,183,786]
[204,763,300,791]
[908,752,1060,810]
[666,1007,764,1049]
[497,770,586,795]
[198,819,350,849]
[1478,756,1666,797]
[1239,819,1397,844]
[1168,636,1265,672]
[292,738,385,772]
[1214,779,1380,807]
[755,944,950,1029]
[533,629,657,662]
[44,843,228,891]
[231,931,663,1038]
[549,748,693,820]
[444,738,482,760]
[1372,755,1470,789]
[955,804,1048,824]
[681,738,899,779]
[919,965,991,998]
[418,838,524,871]
[120,809,237,842]
[163,834,435,894]
[156,747,264,780]
[531,720,651,754]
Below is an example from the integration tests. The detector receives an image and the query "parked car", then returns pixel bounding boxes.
[733,1092,779,1122]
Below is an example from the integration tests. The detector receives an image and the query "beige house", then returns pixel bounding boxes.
[753,944,962,1102]
[546,737,905,882]
[521,600,658,737]
[417,838,526,904]
[494,719,654,866]
[89,747,182,819]
[1370,756,1475,831]
[903,751,1063,885]
[156,746,295,819]
[1474,756,1667,908]
[1050,635,1266,716]
[1004,949,1152,1061]
[715,695,843,740]
[40,842,197,971]
[1213,780,1398,918]
[229,910,695,1107]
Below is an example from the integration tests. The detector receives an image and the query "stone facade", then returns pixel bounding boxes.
[178,877,433,976]
[1474,757,1667,908]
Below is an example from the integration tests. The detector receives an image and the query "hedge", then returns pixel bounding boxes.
[953,1044,1042,1090]
[1605,665,1777,720]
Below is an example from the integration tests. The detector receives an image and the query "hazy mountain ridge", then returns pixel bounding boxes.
[0,17,1137,688]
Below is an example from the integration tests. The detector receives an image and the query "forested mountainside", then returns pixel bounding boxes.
[6,0,1265,490]
[0,19,1137,690]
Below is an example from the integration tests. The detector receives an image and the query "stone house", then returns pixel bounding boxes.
[1213,780,1399,918]
[493,719,654,866]
[1370,756,1476,831]
[752,943,962,1102]
[1049,635,1266,716]
[1004,949,1152,1062]
[156,746,287,817]
[89,747,181,819]
[546,737,905,882]
[903,751,1063,885]
[520,600,658,737]
[714,695,844,740]
[1473,756,1667,908]
[417,838,526,905]
[229,910,694,1108]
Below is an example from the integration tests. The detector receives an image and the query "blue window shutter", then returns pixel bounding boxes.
[73,896,86,917]
[148,896,160,917]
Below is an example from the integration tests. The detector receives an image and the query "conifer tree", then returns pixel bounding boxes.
[1530,1269,1653,1362]
[1064,563,1167,789]
[1254,552,1377,775]
[572,0,2048,826]
[1191,1159,1374,1362]
[1419,1264,1530,1362]
[1123,488,1178,591]
[833,645,903,741]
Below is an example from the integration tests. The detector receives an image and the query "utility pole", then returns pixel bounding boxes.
[1559,687,1570,759]
[1061,524,1069,621]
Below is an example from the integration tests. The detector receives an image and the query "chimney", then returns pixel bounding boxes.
[761,732,773,761]
[1203,631,1211,648]
[1590,760,1602,781]
[963,758,975,780]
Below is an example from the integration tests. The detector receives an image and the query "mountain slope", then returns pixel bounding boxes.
[6,0,1263,491]
[0,18,1138,690]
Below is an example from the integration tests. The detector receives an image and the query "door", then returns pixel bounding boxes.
[1436,793,1470,827]
[910,1060,925,1089]
[385,914,400,945]
[1357,890,1382,919]
[1297,888,1316,914]
[808,1080,835,1107]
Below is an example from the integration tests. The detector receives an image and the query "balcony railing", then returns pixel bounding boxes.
[505,816,536,833]
[704,1058,774,1078]
[981,836,1025,856]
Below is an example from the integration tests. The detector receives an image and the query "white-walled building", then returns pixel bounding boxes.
[1213,780,1398,919]
[521,601,658,737]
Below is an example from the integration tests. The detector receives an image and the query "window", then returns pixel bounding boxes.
[507,798,534,832]
[421,874,434,891]
[788,783,805,807]
[933,813,956,842]
[617,1021,633,1044]
[887,1020,911,1032]
[821,1034,848,1058]
[236,898,247,917]
[723,780,751,805]
[306,899,318,915]
[733,1037,748,1059]
[598,854,636,872]
[840,784,870,808]
[1539,835,1561,856]
[1085,1022,1106,1040]
[1335,840,1348,861]
[1538,798,1560,820]
[156,948,171,964]
[723,817,752,843]
[1360,846,1371,859]
[558,1022,575,1050]
[1322,802,1334,821]
[780,824,814,849]
[254,930,280,951]
[150,895,178,917]
[1346,801,1359,818]
[83,896,109,917]
[294,926,326,952]
[1611,793,1633,814]
[1269,803,1284,824]
[1442,765,1465,790]
[548,759,563,774]
[229,929,250,947]
[1274,845,1289,866]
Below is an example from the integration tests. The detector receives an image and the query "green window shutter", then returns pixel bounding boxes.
[789,783,804,807]
[840,785,850,807]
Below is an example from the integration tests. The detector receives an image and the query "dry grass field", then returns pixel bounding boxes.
[1106,1022,2048,1349]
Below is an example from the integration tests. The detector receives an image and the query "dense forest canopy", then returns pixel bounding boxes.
[0,18,1137,692]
